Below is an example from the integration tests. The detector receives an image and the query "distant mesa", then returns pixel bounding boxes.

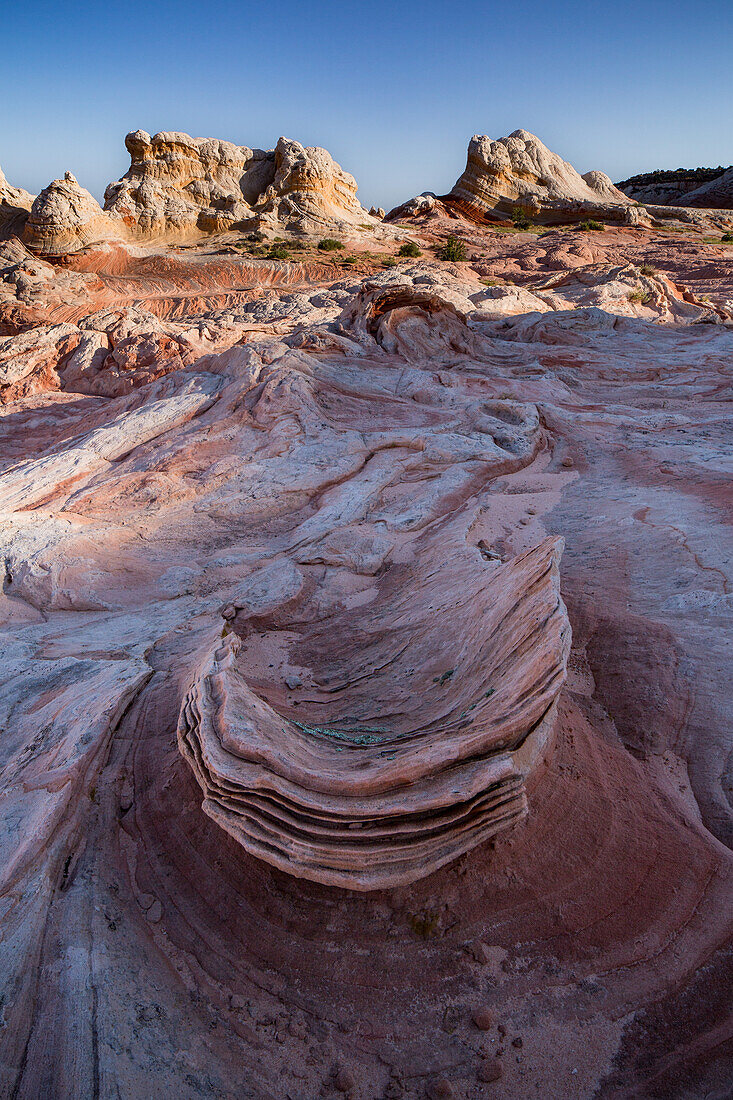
[617,165,733,208]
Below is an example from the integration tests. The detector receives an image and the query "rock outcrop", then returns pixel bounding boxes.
[617,166,732,206]
[679,166,733,208]
[446,130,634,224]
[23,172,122,256]
[103,129,379,243]
[0,163,34,237]
[179,538,568,890]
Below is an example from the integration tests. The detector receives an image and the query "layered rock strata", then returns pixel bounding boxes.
[23,171,123,255]
[178,538,569,890]
[103,129,378,242]
[445,129,636,224]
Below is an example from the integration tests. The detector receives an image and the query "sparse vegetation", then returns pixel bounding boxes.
[511,207,531,230]
[628,289,651,304]
[268,245,290,260]
[722,232,733,242]
[639,264,657,276]
[318,238,345,251]
[398,241,422,258]
[382,257,397,268]
[437,235,467,262]
[578,220,604,231]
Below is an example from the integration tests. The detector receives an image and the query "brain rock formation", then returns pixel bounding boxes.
[447,129,634,223]
[23,171,123,256]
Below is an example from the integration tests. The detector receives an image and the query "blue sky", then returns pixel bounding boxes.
[2,0,732,210]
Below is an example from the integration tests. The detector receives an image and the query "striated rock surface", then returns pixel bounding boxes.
[103,129,380,244]
[446,129,634,223]
[0,219,731,1098]
[23,171,122,256]
[679,165,733,207]
[617,166,733,206]
[179,536,568,889]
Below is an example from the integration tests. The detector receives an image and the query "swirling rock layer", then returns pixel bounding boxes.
[179,537,568,889]
[0,214,731,1098]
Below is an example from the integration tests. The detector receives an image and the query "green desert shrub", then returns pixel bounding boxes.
[437,235,467,262]
[268,246,290,260]
[628,289,651,304]
[722,232,733,242]
[578,219,604,231]
[511,207,531,230]
[382,258,397,268]
[398,241,422,258]
[639,264,656,275]
[318,238,345,251]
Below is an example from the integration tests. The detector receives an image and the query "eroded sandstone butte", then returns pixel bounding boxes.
[19,130,389,256]
[0,178,731,1098]
[388,130,733,236]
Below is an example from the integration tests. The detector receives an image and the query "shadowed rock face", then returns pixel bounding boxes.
[0,214,732,1098]
[0,162,34,236]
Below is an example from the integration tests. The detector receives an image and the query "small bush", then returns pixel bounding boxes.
[398,241,422,258]
[722,232,733,242]
[437,235,467,262]
[318,238,345,251]
[639,263,656,275]
[628,289,651,304]
[383,258,397,268]
[511,207,531,230]
[268,246,290,260]
[578,219,604,231]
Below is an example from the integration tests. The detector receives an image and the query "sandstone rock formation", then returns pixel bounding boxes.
[679,165,733,207]
[23,171,122,256]
[179,536,569,889]
[0,162,34,236]
[446,129,634,223]
[102,129,380,244]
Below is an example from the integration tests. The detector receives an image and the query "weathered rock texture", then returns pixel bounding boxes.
[446,129,634,223]
[179,537,568,889]
[23,171,123,256]
[102,129,378,244]
[0,217,731,1098]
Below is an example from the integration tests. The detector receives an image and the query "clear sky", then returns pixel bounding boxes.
[2,0,732,211]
